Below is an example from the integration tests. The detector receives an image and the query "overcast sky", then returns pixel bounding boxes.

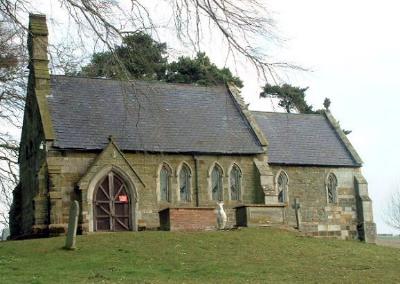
[241,0,400,234]
[10,0,400,234]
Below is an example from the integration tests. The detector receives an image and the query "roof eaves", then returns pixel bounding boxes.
[268,162,361,168]
[51,145,265,155]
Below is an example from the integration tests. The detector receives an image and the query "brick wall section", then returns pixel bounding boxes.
[159,208,216,231]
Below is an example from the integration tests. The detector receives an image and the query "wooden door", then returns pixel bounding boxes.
[94,172,131,231]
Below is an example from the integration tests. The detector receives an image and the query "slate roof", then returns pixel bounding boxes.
[252,111,361,167]
[47,75,264,154]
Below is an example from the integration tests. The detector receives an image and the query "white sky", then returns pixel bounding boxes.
[4,0,399,234]
[241,0,400,234]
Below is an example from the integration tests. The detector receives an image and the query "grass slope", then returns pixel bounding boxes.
[0,228,399,283]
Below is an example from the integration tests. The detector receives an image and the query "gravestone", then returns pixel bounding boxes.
[64,200,79,250]
[216,202,227,229]
[293,198,301,230]
[1,228,10,241]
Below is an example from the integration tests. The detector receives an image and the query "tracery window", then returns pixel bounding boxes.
[160,165,171,202]
[179,164,191,202]
[230,165,241,201]
[211,165,223,201]
[277,171,288,203]
[327,173,337,204]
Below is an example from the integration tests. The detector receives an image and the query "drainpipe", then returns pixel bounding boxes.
[193,155,200,207]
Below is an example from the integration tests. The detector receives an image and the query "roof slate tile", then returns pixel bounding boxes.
[48,76,263,154]
[252,111,360,167]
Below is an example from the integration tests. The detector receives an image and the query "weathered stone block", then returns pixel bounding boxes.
[236,204,285,227]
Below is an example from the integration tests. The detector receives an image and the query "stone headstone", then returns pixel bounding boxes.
[64,200,79,250]
[293,198,301,230]
[1,228,10,241]
[216,202,227,229]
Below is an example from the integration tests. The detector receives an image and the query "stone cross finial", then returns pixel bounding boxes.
[64,201,79,250]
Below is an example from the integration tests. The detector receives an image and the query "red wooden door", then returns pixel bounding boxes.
[94,172,131,231]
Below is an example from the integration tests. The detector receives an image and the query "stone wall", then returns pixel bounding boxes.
[17,140,376,242]
[10,14,53,238]
[11,84,47,237]
[270,165,362,240]
[44,142,265,233]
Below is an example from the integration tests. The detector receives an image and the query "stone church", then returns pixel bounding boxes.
[10,14,376,242]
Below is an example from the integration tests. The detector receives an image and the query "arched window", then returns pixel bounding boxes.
[277,171,288,203]
[327,173,337,204]
[179,164,191,202]
[211,165,223,201]
[230,165,241,201]
[160,165,171,202]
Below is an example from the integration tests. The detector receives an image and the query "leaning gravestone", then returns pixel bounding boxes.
[293,198,302,230]
[64,200,79,250]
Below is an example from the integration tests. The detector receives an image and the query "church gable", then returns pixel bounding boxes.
[77,138,145,232]
[78,138,145,191]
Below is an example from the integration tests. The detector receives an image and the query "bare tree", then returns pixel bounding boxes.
[0,134,19,227]
[385,189,400,231]
[0,0,297,82]
[0,0,299,227]
[0,18,26,228]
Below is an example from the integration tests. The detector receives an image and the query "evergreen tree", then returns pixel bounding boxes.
[80,32,168,80]
[260,84,314,113]
[165,52,243,87]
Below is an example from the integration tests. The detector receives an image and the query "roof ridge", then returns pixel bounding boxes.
[251,110,323,116]
[50,74,227,89]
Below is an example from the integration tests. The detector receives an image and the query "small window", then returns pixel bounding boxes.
[160,165,171,202]
[179,164,191,202]
[211,165,223,201]
[277,171,288,203]
[230,165,241,201]
[327,173,337,204]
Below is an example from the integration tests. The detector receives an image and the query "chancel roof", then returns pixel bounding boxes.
[252,111,361,167]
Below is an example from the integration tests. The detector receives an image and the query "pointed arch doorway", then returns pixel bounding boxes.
[94,171,132,231]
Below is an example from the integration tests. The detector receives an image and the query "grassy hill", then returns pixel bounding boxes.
[0,228,399,283]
